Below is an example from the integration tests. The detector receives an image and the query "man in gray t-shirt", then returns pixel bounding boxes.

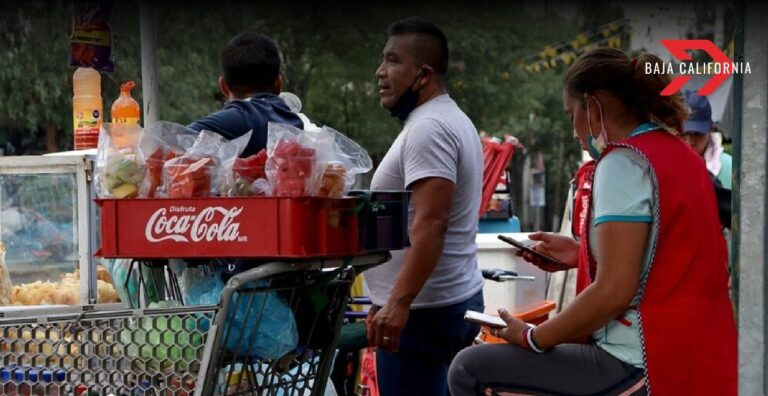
[365,17,484,396]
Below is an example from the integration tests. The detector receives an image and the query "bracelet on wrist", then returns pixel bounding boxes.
[520,324,547,353]
[527,326,546,353]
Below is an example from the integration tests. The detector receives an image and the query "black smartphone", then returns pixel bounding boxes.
[497,235,567,266]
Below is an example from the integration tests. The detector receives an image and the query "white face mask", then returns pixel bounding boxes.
[585,94,609,160]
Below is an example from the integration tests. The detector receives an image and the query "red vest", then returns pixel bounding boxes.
[578,131,736,395]
[572,160,596,295]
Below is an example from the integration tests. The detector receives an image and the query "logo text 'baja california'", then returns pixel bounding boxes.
[145,206,244,242]
[655,39,750,96]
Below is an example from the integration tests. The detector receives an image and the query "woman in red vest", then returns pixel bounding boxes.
[448,48,736,395]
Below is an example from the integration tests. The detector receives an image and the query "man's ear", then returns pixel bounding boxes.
[219,76,230,98]
[273,74,284,94]
[419,66,434,88]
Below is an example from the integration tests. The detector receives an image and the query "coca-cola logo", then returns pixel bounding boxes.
[145,206,245,243]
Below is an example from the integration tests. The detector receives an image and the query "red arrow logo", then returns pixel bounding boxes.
[660,39,732,96]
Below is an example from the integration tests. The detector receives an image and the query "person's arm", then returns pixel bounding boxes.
[366,176,454,352]
[499,150,651,347]
[517,232,579,272]
[498,221,648,346]
[531,221,648,345]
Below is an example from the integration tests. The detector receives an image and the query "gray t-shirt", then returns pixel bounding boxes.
[365,94,484,309]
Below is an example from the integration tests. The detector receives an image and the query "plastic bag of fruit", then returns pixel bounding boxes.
[265,123,333,196]
[136,121,199,198]
[221,148,267,197]
[162,130,250,198]
[315,126,373,197]
[95,123,145,198]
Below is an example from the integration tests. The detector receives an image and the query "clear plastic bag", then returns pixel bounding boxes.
[162,130,250,198]
[266,123,332,196]
[137,121,198,198]
[249,178,272,196]
[94,123,144,198]
[315,126,373,197]
[222,149,268,197]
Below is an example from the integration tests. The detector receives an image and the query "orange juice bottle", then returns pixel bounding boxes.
[111,81,140,125]
[72,67,103,150]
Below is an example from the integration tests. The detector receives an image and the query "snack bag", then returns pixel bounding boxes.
[70,0,115,72]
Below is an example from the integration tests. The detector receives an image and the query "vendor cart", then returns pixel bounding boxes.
[0,253,388,396]
[0,155,404,395]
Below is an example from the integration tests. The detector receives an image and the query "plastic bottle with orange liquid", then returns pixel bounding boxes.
[110,81,141,149]
[72,67,103,150]
[111,81,140,125]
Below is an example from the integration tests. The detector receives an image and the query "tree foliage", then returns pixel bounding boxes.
[0,1,626,229]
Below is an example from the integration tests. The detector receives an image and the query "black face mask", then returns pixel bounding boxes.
[388,71,423,122]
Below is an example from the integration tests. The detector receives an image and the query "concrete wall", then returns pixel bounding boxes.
[738,3,768,395]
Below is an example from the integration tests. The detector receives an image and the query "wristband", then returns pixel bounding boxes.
[526,326,546,353]
[520,324,546,353]
[520,324,535,349]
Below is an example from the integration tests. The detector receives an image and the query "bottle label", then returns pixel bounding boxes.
[113,117,140,125]
[73,108,102,135]
[71,29,111,46]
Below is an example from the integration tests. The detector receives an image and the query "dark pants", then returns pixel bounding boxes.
[376,290,484,396]
[448,343,647,395]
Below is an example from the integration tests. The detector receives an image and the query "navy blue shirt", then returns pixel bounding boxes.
[188,93,304,157]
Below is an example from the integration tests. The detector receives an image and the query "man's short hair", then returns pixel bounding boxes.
[220,31,281,94]
[386,17,449,76]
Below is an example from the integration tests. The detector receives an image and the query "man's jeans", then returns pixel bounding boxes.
[375,290,484,396]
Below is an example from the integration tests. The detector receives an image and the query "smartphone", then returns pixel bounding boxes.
[497,235,567,266]
[464,310,507,328]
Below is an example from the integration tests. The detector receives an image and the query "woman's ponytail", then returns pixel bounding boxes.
[631,53,688,134]
[564,48,689,134]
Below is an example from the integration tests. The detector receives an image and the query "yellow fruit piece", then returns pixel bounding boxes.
[112,183,138,198]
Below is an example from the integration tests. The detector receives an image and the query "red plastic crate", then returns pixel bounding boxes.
[96,197,360,259]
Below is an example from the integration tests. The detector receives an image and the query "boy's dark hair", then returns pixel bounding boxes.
[220,31,281,94]
[387,17,449,75]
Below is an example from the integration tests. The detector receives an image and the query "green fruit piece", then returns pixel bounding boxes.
[128,166,146,184]
[106,174,122,190]
[113,159,140,183]
[106,157,126,173]
[112,183,138,198]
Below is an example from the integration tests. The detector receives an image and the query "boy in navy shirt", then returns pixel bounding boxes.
[188,32,303,157]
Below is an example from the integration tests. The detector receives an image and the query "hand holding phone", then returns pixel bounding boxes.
[497,235,567,266]
[464,310,507,328]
